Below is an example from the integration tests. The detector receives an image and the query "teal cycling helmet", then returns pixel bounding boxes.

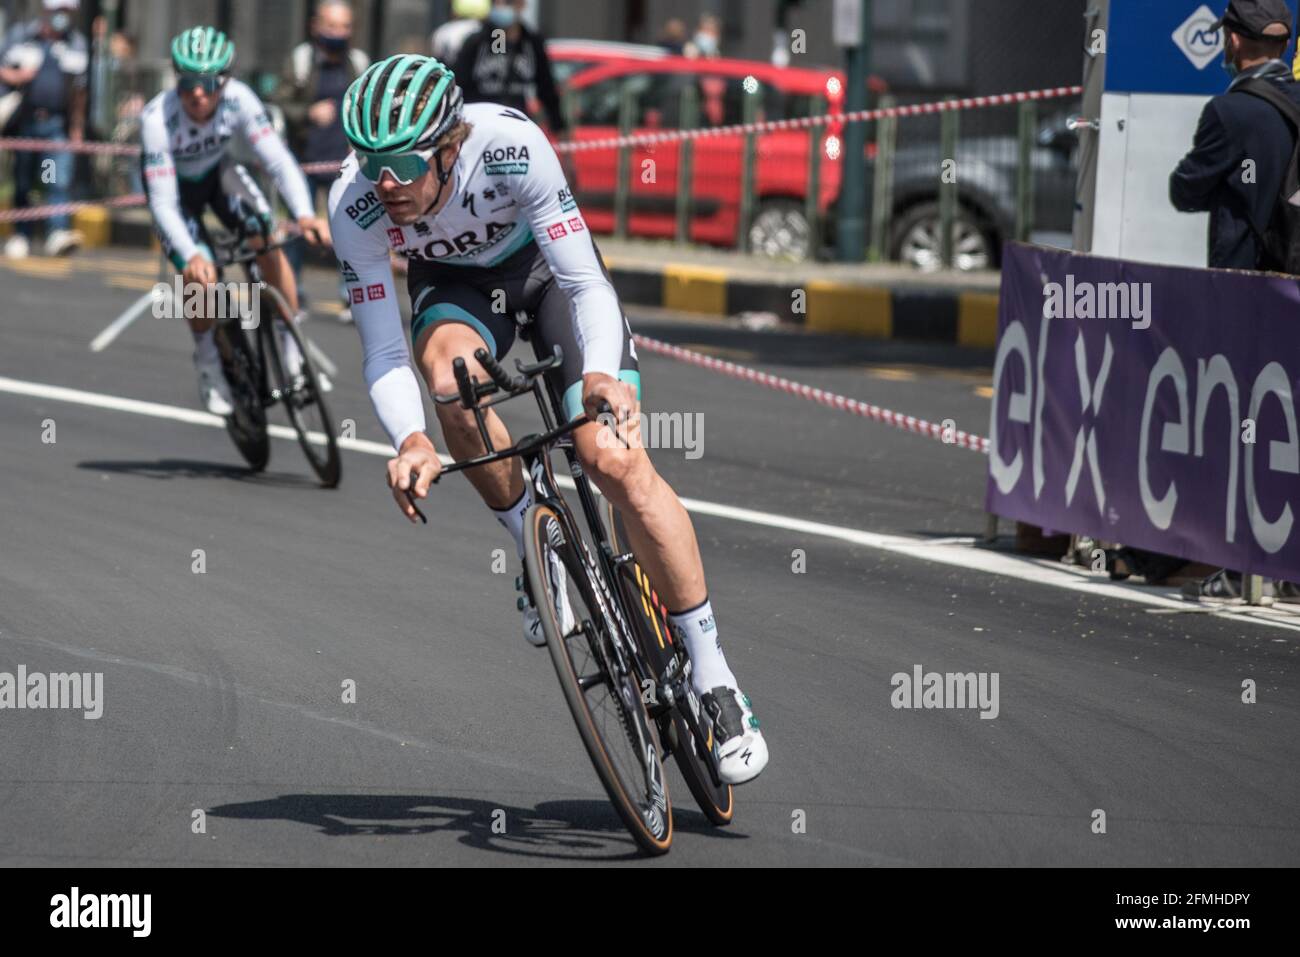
[342,54,464,154]
[170,26,235,75]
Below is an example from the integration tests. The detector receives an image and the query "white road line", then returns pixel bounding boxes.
[2,374,1297,636]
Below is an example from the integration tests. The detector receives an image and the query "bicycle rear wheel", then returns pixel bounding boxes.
[260,285,341,487]
[216,320,269,471]
[524,501,673,855]
[603,499,733,826]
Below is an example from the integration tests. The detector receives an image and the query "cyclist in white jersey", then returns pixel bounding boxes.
[328,54,768,785]
[140,27,329,415]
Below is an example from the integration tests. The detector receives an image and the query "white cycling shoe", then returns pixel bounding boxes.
[195,355,235,416]
[700,686,769,785]
[517,551,575,648]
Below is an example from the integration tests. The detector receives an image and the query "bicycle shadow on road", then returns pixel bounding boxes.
[77,458,321,489]
[208,792,740,862]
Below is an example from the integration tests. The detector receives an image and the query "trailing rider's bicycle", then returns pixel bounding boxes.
[208,225,341,487]
[409,342,733,855]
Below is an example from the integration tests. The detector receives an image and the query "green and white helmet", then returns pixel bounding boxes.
[170,26,235,75]
[342,54,464,154]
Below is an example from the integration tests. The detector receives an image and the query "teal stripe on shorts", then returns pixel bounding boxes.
[562,370,641,422]
[410,301,498,355]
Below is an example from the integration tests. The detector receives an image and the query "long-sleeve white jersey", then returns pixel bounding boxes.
[139,78,314,265]
[327,102,625,450]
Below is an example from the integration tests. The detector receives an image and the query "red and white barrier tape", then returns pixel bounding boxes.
[557,85,1083,153]
[0,83,1082,160]
[0,192,145,223]
[631,334,990,454]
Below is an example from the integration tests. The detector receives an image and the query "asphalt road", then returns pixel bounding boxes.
[0,249,1296,866]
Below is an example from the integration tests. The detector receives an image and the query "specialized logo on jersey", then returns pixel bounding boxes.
[344,191,385,230]
[557,187,576,213]
[399,220,517,261]
[482,144,529,175]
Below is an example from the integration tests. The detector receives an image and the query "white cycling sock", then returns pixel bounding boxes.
[192,327,218,366]
[490,479,533,558]
[668,598,737,696]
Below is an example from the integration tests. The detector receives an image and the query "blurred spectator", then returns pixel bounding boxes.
[685,13,722,59]
[90,19,145,197]
[275,0,368,318]
[0,0,89,259]
[656,18,688,55]
[432,0,488,65]
[454,0,567,134]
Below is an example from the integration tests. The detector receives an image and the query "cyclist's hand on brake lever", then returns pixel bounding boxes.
[386,433,442,524]
[183,253,217,288]
[582,372,639,449]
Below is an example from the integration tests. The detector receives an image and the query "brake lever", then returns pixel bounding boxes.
[403,487,429,524]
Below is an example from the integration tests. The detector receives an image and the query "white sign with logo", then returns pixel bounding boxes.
[1172,4,1225,70]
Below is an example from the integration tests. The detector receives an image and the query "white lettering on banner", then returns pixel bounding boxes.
[988,320,1032,494]
[1138,348,1189,531]
[1193,356,1240,543]
[1245,362,1299,554]
[994,319,1300,557]
[1063,333,1112,512]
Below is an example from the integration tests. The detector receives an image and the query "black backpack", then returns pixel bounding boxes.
[1237,77,1300,274]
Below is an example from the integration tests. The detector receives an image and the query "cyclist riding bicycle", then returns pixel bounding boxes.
[327,54,769,785]
[140,26,330,416]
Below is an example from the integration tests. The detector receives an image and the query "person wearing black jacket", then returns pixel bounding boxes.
[1170,0,1298,270]
[453,0,566,134]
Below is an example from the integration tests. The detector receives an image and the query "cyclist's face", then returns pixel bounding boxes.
[178,83,219,123]
[374,144,460,224]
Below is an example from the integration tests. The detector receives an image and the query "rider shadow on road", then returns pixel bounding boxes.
[208,792,738,862]
[77,458,320,489]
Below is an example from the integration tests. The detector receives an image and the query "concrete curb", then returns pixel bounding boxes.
[101,211,999,349]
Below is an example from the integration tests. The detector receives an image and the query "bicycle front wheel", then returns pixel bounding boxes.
[216,321,269,471]
[524,502,673,855]
[259,285,341,487]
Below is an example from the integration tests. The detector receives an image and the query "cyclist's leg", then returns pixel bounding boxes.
[214,163,298,312]
[407,277,523,510]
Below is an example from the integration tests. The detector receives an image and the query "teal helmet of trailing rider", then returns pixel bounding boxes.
[170,25,235,77]
[342,54,465,186]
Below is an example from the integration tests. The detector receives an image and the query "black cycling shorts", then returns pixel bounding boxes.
[142,159,274,271]
[405,240,640,421]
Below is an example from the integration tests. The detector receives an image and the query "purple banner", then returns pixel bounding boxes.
[986,244,1300,582]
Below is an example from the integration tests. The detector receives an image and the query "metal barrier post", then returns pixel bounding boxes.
[736,83,759,253]
[675,83,698,245]
[614,80,634,240]
[869,94,896,263]
[1015,100,1036,243]
[939,100,958,269]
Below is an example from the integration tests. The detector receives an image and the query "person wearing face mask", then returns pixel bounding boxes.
[0,0,90,259]
[1171,0,1298,271]
[685,13,722,60]
[432,0,489,66]
[275,0,370,319]
[452,0,567,135]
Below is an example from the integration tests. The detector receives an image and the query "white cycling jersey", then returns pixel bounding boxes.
[327,102,624,450]
[139,78,313,265]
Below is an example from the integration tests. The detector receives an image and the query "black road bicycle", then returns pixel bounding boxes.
[413,341,733,855]
[209,231,341,487]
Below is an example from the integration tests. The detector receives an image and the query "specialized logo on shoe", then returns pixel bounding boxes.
[741,748,752,765]
[482,144,530,175]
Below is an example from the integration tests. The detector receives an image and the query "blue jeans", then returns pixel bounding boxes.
[12,113,75,237]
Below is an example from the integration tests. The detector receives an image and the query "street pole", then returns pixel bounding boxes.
[835,0,871,262]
